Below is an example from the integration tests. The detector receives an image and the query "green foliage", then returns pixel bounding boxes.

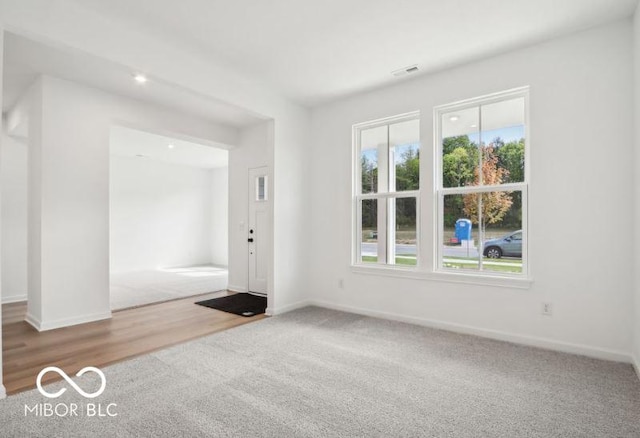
[442,135,525,230]
[442,136,479,188]
[361,199,377,229]
[394,147,419,228]
[495,139,524,183]
[395,147,419,191]
[360,134,525,233]
[361,154,378,193]
[443,147,474,188]
[360,145,419,232]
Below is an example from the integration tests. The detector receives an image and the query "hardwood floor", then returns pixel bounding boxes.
[1,291,266,395]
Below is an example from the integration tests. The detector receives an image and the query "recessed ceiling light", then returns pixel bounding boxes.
[449,115,459,122]
[133,74,148,84]
[168,144,175,149]
[470,124,477,128]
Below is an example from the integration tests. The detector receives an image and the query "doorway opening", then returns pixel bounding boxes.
[109,126,230,310]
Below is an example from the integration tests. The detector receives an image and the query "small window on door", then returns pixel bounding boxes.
[256,175,268,201]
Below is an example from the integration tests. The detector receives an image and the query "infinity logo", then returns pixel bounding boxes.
[36,367,106,399]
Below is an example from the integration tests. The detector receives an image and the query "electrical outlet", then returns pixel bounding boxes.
[338,278,344,289]
[541,302,553,316]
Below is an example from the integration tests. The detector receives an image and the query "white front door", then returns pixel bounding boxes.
[248,167,269,294]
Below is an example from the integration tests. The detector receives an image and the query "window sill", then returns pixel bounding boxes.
[350,264,533,289]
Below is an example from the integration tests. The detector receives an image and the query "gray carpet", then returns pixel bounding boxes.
[1,306,639,437]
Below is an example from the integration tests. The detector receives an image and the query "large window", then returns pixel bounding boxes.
[354,113,420,267]
[436,88,528,276]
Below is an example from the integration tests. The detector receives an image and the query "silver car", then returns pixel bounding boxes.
[483,230,522,258]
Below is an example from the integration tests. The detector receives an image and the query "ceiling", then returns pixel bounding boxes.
[74,0,639,106]
[2,32,265,127]
[110,126,228,169]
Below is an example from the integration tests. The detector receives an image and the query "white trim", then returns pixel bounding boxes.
[307,300,631,363]
[434,87,530,280]
[266,299,312,316]
[25,312,41,331]
[227,284,248,293]
[0,384,6,400]
[353,111,421,267]
[439,183,526,196]
[1,294,27,304]
[434,86,531,113]
[26,311,112,332]
[633,355,640,382]
[351,264,532,289]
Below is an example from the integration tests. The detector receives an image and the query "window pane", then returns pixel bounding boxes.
[389,197,417,266]
[482,190,522,274]
[442,194,479,271]
[442,106,480,188]
[256,176,266,201]
[360,199,378,263]
[360,125,386,193]
[390,119,420,191]
[480,98,525,184]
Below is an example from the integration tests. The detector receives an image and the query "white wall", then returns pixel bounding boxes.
[271,112,312,313]
[0,1,312,395]
[16,75,237,331]
[0,1,312,313]
[0,28,5,399]
[309,21,634,360]
[211,166,229,266]
[633,4,640,373]
[0,131,27,303]
[110,156,222,273]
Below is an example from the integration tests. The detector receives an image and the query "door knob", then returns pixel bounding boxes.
[248,238,254,242]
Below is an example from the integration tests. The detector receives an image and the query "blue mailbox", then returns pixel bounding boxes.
[455,219,472,241]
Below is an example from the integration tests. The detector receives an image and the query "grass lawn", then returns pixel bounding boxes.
[443,256,522,273]
[443,263,522,273]
[362,256,417,266]
[445,256,522,264]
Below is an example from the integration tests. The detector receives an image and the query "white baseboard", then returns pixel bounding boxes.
[227,284,248,293]
[266,299,311,316]
[25,312,41,331]
[633,355,640,382]
[0,384,6,400]
[308,299,632,364]
[26,311,112,332]
[1,294,27,304]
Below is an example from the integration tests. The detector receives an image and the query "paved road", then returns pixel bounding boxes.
[362,242,415,256]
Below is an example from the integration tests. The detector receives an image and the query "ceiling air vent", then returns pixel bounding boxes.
[391,65,419,77]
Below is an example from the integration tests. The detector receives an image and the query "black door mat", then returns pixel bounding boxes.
[195,293,267,317]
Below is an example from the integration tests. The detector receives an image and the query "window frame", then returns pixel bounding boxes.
[352,111,421,269]
[434,87,530,279]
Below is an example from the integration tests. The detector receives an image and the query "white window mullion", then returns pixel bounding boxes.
[387,197,396,264]
[478,193,484,271]
[377,136,389,264]
[377,197,387,264]
[355,197,363,263]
